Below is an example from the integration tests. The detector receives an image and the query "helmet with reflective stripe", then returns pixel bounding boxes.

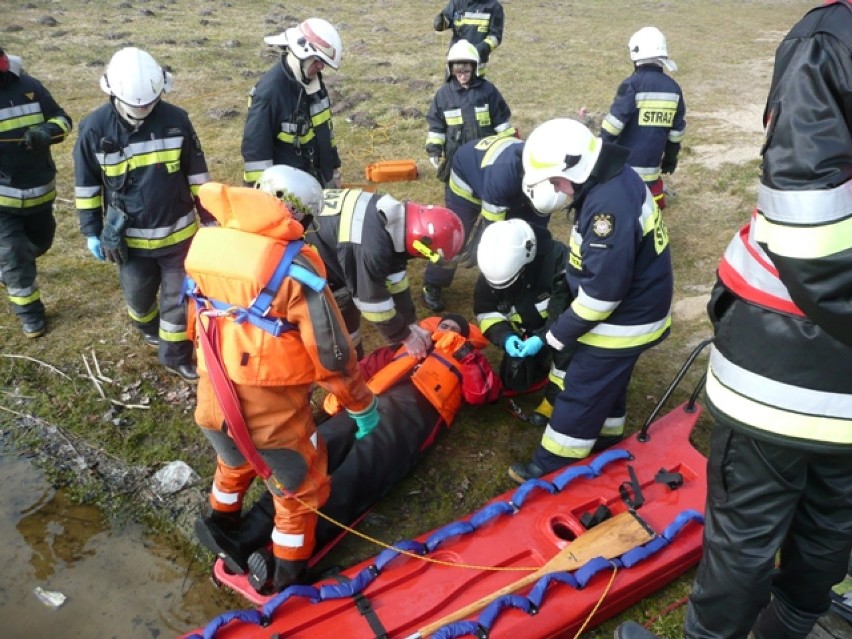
[256,165,323,223]
[405,202,464,263]
[446,39,479,76]
[265,18,343,69]
[477,219,536,289]
[522,118,602,187]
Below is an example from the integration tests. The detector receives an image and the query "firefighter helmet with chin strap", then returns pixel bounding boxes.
[405,202,464,264]
[477,219,536,289]
[522,118,602,187]
[100,47,172,125]
[265,18,343,70]
[256,165,324,225]
[522,174,569,215]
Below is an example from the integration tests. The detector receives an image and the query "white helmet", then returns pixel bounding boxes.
[477,219,536,289]
[522,174,569,215]
[628,27,677,71]
[265,18,342,69]
[100,47,172,124]
[523,118,602,187]
[446,39,479,76]
[256,165,323,223]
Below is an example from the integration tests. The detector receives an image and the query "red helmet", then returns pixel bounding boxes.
[404,201,464,263]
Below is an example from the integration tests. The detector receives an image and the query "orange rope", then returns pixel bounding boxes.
[572,561,619,639]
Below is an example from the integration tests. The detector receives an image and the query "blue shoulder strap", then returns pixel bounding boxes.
[189,239,327,337]
[248,240,304,317]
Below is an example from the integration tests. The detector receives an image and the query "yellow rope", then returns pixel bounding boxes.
[272,474,543,572]
[572,561,619,638]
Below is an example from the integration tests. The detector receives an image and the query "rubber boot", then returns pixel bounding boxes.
[752,597,815,639]
[195,504,273,574]
[421,285,446,313]
[528,397,553,428]
[247,548,306,594]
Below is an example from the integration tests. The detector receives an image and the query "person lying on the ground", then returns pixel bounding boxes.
[194,313,501,594]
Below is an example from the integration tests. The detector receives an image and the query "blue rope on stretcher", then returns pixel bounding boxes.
[430,509,705,639]
[182,449,681,639]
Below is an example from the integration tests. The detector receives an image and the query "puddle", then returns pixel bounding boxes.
[0,449,238,638]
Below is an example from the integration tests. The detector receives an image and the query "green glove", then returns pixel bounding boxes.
[22,126,51,152]
[347,396,380,440]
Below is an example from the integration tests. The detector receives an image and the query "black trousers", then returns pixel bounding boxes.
[684,422,852,639]
[0,205,55,322]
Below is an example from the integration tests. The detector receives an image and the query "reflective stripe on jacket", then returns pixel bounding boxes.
[73,101,210,244]
[0,71,71,211]
[706,1,852,451]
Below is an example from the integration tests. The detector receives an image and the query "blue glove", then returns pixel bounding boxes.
[519,336,544,357]
[347,396,380,440]
[504,334,524,357]
[87,236,105,261]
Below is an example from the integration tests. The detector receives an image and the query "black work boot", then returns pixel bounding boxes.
[22,316,46,339]
[421,285,446,313]
[195,503,273,574]
[247,549,306,594]
[508,461,545,484]
[614,621,662,639]
[164,362,199,383]
[528,398,553,428]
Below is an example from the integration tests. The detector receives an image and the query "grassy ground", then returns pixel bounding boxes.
[1,0,812,636]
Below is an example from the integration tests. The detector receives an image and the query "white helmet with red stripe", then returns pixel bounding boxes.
[265,18,343,69]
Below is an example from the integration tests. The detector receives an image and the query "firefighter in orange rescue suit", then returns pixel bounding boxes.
[184,182,377,593]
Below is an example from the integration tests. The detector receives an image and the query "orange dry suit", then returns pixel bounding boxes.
[324,317,500,425]
[186,183,374,562]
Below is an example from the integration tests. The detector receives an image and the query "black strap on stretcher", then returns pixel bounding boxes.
[333,573,389,639]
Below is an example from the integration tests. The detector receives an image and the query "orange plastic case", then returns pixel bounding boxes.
[365,159,419,183]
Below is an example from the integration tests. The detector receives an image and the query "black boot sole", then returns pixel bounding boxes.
[194,517,247,575]
[247,550,273,594]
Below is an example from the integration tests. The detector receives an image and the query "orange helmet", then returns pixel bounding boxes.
[404,202,464,263]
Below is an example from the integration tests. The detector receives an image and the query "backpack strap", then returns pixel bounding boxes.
[187,240,325,337]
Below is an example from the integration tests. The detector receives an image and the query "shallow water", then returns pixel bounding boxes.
[0,449,240,639]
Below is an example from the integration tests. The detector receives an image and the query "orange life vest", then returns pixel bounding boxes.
[185,184,328,386]
[324,324,488,425]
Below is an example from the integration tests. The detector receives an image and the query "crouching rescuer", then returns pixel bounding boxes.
[184,182,377,593]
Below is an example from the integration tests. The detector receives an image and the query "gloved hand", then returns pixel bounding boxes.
[402,323,432,359]
[429,155,441,170]
[347,396,380,440]
[22,126,51,152]
[519,335,544,357]
[474,41,491,64]
[504,334,524,357]
[330,169,343,189]
[86,236,105,261]
[460,216,492,268]
[433,13,448,31]
[661,157,678,174]
[661,142,679,175]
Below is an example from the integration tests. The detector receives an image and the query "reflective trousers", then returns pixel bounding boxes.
[118,244,192,366]
[0,205,54,322]
[684,422,852,639]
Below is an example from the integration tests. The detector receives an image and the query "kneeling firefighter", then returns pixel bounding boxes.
[185,182,377,593]
[195,315,501,591]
